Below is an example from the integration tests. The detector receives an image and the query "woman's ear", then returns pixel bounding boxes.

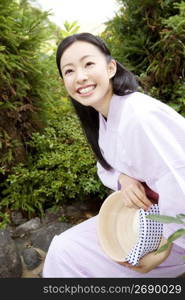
[108,59,117,79]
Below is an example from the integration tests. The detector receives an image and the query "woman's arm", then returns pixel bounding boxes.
[96,161,122,191]
[97,162,154,210]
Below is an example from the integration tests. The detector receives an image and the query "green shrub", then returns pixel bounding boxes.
[0,0,65,171]
[0,103,108,218]
[102,0,185,115]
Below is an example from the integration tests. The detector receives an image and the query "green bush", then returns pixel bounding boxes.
[0,0,64,171]
[0,0,108,226]
[0,102,108,218]
[102,0,185,115]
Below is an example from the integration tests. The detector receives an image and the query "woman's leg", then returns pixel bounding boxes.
[43,216,185,278]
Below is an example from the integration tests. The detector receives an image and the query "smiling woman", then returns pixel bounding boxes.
[55,32,136,171]
[60,41,116,112]
[42,32,185,278]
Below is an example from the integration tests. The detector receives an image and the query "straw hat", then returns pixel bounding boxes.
[97,191,163,266]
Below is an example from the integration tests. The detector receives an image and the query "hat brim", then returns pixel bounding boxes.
[97,191,140,262]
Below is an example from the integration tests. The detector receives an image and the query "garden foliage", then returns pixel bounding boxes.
[0,0,57,171]
[102,0,185,115]
[1,102,107,218]
[0,0,108,225]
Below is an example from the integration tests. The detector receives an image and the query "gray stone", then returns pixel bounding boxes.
[0,229,22,278]
[14,237,31,254]
[65,205,81,218]
[22,248,42,270]
[11,211,27,226]
[13,217,41,238]
[71,200,91,211]
[30,222,73,251]
[0,202,94,278]
[41,207,65,225]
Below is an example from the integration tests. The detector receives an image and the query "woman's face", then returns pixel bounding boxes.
[60,41,116,109]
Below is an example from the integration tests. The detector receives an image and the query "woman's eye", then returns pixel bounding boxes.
[65,69,73,75]
[86,62,94,67]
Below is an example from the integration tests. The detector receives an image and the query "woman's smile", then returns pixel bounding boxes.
[60,41,117,115]
[76,84,97,96]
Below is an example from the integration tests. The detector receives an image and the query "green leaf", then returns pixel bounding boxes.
[146,214,185,224]
[156,242,171,254]
[156,229,185,254]
[167,229,185,243]
[177,214,185,219]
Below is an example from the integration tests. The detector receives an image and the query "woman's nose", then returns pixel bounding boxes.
[75,69,88,83]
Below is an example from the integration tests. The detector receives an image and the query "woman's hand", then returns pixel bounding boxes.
[119,237,172,273]
[118,174,153,210]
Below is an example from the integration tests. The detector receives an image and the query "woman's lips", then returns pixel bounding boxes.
[77,84,96,95]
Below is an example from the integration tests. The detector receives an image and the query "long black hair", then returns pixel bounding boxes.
[56,33,138,170]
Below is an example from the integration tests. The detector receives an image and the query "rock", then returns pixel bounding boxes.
[0,201,97,278]
[0,229,22,278]
[14,236,31,254]
[65,205,81,218]
[11,211,27,226]
[21,248,46,278]
[30,222,73,252]
[22,247,42,270]
[6,224,16,237]
[72,201,91,211]
[13,217,41,238]
[41,207,65,225]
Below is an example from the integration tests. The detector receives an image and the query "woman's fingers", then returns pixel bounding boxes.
[123,186,152,210]
[134,185,153,207]
[123,196,139,209]
[127,189,149,210]
[120,190,135,207]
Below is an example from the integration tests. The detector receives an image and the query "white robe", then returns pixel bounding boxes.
[97,92,185,249]
[43,92,185,278]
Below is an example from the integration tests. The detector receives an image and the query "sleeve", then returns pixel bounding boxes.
[126,108,185,249]
[96,161,121,191]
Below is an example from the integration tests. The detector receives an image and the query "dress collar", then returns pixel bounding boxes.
[99,94,124,133]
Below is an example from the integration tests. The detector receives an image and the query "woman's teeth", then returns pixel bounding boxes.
[79,86,95,94]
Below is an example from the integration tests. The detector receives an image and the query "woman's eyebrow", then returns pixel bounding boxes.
[62,55,95,70]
